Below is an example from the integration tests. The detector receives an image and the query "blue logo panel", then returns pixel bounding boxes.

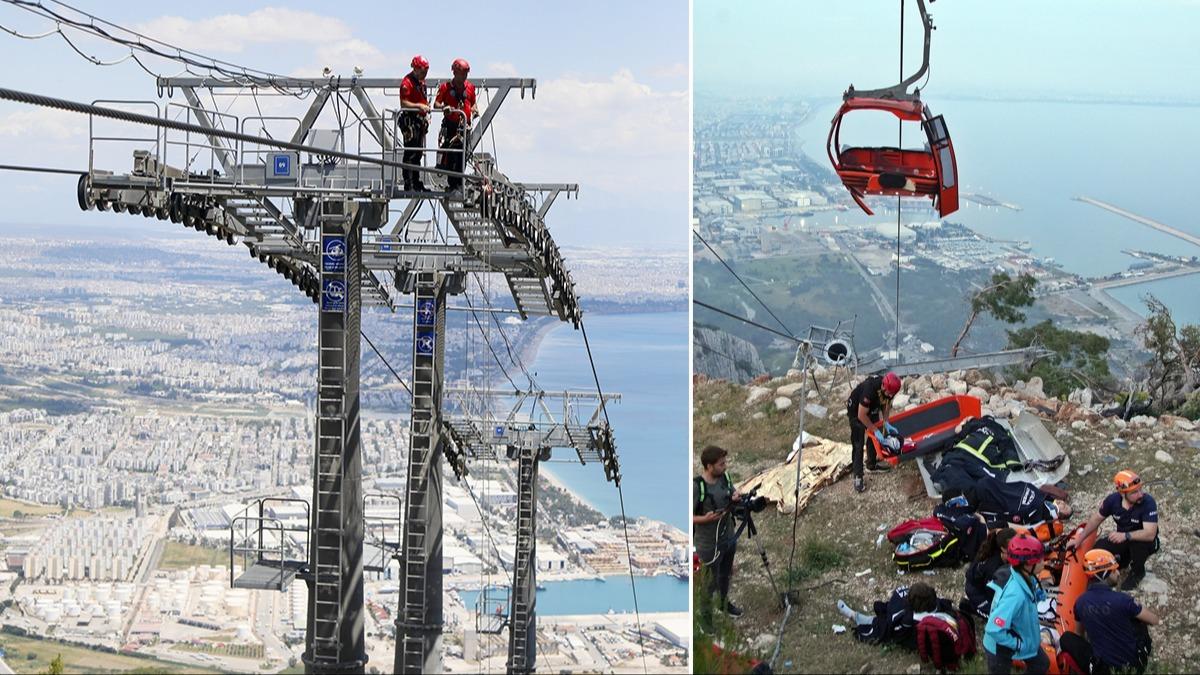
[494,425,505,438]
[322,236,346,274]
[416,299,436,327]
[321,279,346,313]
[273,154,291,176]
[416,331,436,356]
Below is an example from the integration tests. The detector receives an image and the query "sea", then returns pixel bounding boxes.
[458,574,686,616]
[792,98,1200,325]
[519,310,690,614]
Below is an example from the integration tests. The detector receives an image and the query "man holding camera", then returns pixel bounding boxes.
[694,445,743,617]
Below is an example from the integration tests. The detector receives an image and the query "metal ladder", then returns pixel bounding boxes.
[509,451,537,672]
[399,334,436,671]
[311,362,345,665]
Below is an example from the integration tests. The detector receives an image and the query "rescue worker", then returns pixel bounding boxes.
[963,527,1017,618]
[1074,548,1159,675]
[435,58,477,192]
[398,54,432,192]
[1069,470,1159,590]
[693,445,743,618]
[836,582,954,649]
[983,535,1050,674]
[845,371,900,493]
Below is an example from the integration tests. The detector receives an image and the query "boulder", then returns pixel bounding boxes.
[1130,415,1157,429]
[891,393,911,409]
[711,412,728,424]
[948,379,968,396]
[964,369,984,386]
[1113,418,1128,431]
[805,403,828,419]
[975,379,993,390]
[1175,419,1197,432]
[752,412,766,420]
[1155,450,1174,464]
[968,386,989,401]
[777,382,805,398]
[746,386,772,406]
[929,374,947,390]
[775,396,793,411]
[1026,376,1046,399]
[1071,420,1088,431]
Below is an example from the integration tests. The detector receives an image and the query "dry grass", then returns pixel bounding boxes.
[694,373,1200,673]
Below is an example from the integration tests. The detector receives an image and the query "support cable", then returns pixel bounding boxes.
[693,299,803,345]
[360,330,412,399]
[579,320,648,675]
[693,228,794,337]
[0,163,81,175]
[895,0,904,359]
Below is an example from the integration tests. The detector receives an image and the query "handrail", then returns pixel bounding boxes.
[89,99,161,182]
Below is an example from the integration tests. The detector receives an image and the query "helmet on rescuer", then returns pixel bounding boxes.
[1083,549,1119,577]
[882,372,901,397]
[1114,469,1142,494]
[452,58,471,73]
[1005,534,1044,566]
[411,55,429,69]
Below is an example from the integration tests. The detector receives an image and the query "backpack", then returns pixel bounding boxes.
[916,611,977,672]
[888,517,961,569]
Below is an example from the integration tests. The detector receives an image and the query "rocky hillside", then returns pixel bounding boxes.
[693,326,767,384]
[694,365,1200,674]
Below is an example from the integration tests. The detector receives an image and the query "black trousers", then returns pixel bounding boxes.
[439,122,466,190]
[849,413,880,479]
[1093,535,1159,580]
[986,645,1050,675]
[399,114,428,190]
[700,539,737,605]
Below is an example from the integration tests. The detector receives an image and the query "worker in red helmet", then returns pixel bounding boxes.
[399,54,432,192]
[435,57,477,191]
[1069,469,1159,590]
[845,372,901,493]
[983,535,1050,674]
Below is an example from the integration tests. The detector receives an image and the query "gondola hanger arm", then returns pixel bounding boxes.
[845,0,936,102]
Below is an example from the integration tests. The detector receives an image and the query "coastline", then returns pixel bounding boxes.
[540,462,605,515]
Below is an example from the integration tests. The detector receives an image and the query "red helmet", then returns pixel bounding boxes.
[452,58,471,73]
[411,55,429,69]
[1005,534,1044,566]
[1114,470,1142,494]
[882,372,901,397]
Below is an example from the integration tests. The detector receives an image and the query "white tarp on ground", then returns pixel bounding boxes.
[736,435,852,515]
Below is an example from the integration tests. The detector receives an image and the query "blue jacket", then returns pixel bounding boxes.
[983,567,1043,660]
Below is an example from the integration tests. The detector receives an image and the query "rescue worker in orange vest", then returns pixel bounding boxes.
[1069,470,1159,590]
[435,58,477,192]
[398,54,432,192]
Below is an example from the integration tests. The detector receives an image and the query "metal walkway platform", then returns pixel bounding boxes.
[232,559,307,591]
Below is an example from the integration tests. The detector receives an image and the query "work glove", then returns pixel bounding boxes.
[885,422,899,435]
[874,429,886,444]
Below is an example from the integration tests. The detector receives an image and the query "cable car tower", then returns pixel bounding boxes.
[58,73,623,675]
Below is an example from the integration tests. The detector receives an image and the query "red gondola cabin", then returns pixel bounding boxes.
[827,97,958,218]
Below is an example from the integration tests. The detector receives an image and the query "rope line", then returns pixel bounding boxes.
[693,228,795,337]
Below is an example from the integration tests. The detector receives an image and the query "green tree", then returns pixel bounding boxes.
[1006,321,1112,399]
[952,272,1037,357]
[1137,295,1200,412]
[46,654,65,675]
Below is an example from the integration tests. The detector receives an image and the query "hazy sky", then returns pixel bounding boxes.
[0,1,688,250]
[695,1,1200,100]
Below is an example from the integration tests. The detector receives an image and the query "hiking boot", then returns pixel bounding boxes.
[854,476,865,493]
[724,601,743,617]
[866,463,891,474]
[1120,571,1145,591]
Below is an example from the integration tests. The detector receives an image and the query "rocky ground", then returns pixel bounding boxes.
[694,366,1200,674]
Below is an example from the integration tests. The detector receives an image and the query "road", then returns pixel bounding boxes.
[1074,196,1200,249]
[1091,266,1200,290]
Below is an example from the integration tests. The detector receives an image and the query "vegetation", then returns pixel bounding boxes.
[951,272,1037,357]
[158,541,227,571]
[0,498,65,519]
[1006,320,1113,398]
[0,633,212,674]
[1136,295,1200,414]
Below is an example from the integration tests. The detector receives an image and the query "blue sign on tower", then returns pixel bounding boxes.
[416,299,436,327]
[273,154,291,176]
[494,425,505,438]
[321,279,346,312]
[416,331,436,356]
[322,236,346,274]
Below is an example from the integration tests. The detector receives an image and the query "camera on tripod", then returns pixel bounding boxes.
[732,489,769,520]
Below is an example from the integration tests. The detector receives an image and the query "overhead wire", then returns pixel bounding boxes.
[693,228,795,337]
[578,320,648,674]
